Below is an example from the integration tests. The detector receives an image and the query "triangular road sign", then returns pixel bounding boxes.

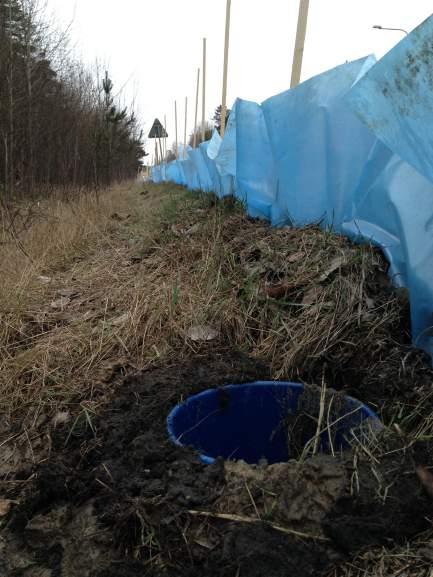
[148,118,168,138]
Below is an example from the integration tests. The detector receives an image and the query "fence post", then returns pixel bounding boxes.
[193,68,200,148]
[184,97,188,159]
[175,100,178,159]
[290,0,310,88]
[202,38,207,142]
[220,0,232,137]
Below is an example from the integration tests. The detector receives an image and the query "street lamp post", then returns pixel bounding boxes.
[373,25,408,36]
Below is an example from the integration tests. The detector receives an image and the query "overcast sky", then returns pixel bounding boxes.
[47,1,432,161]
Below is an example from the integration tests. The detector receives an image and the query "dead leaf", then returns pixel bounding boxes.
[0,499,18,517]
[288,252,303,263]
[50,296,71,309]
[52,411,71,428]
[57,288,80,299]
[245,263,266,277]
[194,538,215,550]
[265,283,289,299]
[366,297,375,310]
[187,325,219,342]
[416,465,433,499]
[38,275,52,284]
[302,286,323,306]
[319,256,347,282]
[111,313,130,326]
[185,223,200,235]
[305,302,334,317]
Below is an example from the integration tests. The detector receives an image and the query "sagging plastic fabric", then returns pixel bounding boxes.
[150,13,433,358]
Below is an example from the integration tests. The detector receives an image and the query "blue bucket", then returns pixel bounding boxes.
[167,381,380,464]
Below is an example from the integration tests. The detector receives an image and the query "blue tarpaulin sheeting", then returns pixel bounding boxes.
[151,13,433,358]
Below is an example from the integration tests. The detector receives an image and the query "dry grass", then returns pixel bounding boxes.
[0,181,164,419]
[1,181,433,575]
[0,181,429,438]
[326,533,433,577]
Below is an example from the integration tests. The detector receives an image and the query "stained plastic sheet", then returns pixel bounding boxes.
[347,14,433,186]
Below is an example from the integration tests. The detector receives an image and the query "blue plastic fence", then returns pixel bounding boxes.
[152,14,433,359]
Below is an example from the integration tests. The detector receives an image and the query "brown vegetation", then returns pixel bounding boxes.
[1,182,433,576]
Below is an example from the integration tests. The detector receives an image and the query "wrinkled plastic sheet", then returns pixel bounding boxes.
[347,14,433,186]
[151,13,433,358]
[235,99,277,220]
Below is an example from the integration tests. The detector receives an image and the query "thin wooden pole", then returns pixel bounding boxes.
[164,114,167,159]
[193,67,200,148]
[158,132,163,165]
[220,0,232,138]
[290,0,310,88]
[183,97,188,159]
[175,100,178,159]
[201,37,207,143]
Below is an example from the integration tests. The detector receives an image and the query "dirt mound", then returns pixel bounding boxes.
[1,352,432,577]
[220,457,347,536]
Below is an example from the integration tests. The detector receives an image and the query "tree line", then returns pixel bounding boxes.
[0,0,145,201]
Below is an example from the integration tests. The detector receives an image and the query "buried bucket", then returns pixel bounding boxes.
[167,381,381,464]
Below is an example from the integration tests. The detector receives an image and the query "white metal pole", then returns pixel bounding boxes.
[220,0,232,138]
[290,0,310,88]
[201,37,207,143]
[193,67,200,148]
[183,97,188,159]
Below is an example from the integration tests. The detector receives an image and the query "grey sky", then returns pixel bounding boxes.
[47,1,432,161]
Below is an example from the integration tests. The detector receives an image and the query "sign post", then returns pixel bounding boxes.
[220,0,232,138]
[148,119,168,165]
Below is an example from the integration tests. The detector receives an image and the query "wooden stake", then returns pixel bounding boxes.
[193,68,200,148]
[201,38,207,143]
[183,97,188,159]
[164,114,167,159]
[291,0,310,88]
[175,100,178,159]
[158,132,163,165]
[220,0,232,138]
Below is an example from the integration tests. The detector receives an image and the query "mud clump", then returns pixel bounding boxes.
[1,352,432,576]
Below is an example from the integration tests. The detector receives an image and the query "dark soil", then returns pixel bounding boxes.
[1,348,433,577]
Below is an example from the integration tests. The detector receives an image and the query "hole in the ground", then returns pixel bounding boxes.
[167,382,381,464]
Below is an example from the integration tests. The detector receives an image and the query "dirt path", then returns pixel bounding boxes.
[1,182,433,576]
